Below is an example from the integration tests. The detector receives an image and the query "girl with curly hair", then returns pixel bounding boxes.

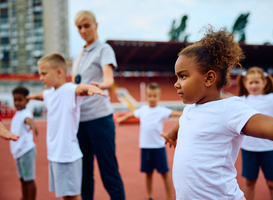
[161,27,273,200]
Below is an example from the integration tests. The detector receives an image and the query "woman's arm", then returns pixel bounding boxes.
[160,121,180,148]
[27,91,44,101]
[242,114,273,140]
[91,64,114,89]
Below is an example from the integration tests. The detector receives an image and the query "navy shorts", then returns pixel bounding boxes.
[141,147,169,174]
[241,149,273,181]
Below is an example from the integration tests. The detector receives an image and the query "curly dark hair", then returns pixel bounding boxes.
[12,86,29,97]
[178,26,245,89]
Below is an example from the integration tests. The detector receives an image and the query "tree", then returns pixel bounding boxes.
[168,15,189,42]
[232,13,250,43]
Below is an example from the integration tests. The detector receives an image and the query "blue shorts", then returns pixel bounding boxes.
[140,147,169,174]
[241,149,273,181]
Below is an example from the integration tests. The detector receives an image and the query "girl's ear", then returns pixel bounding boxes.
[204,70,217,87]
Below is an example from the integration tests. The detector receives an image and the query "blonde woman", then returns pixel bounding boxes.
[73,10,125,200]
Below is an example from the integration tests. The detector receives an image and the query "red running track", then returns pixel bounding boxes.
[0,119,270,200]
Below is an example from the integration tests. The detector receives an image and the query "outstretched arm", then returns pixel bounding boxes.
[169,110,183,118]
[116,111,135,125]
[75,83,105,96]
[160,121,179,148]
[242,114,273,140]
[25,117,38,136]
[27,91,44,101]
[0,121,19,141]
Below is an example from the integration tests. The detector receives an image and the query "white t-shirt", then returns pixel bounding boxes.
[173,97,258,200]
[43,83,83,163]
[134,105,172,148]
[240,93,273,151]
[10,109,35,159]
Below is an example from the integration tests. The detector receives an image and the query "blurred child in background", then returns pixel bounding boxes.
[237,67,273,200]
[161,27,273,200]
[10,86,38,200]
[116,83,182,200]
[27,53,105,200]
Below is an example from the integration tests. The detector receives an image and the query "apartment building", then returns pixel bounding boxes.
[0,0,69,74]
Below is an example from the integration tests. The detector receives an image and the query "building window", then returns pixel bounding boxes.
[34,42,43,51]
[13,52,17,59]
[0,8,8,17]
[27,51,31,59]
[1,37,9,44]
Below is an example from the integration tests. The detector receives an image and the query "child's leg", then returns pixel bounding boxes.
[21,179,36,200]
[260,151,273,200]
[244,179,256,200]
[20,179,27,200]
[266,180,273,200]
[146,172,153,198]
[161,172,172,200]
[63,194,82,200]
[16,148,36,200]
[241,149,259,200]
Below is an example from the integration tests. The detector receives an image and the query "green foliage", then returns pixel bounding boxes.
[169,15,189,42]
[232,13,250,43]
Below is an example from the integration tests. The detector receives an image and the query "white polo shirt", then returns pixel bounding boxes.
[43,83,83,163]
[72,40,117,122]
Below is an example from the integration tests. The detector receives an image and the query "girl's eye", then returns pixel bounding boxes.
[180,75,186,79]
[78,26,82,30]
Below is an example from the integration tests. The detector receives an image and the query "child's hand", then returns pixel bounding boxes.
[29,124,38,136]
[115,118,122,126]
[1,129,19,141]
[76,84,105,96]
[160,132,177,148]
[87,85,105,96]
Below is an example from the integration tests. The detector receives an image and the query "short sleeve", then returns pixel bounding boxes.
[24,110,34,119]
[43,88,54,108]
[67,83,83,110]
[100,45,117,69]
[160,107,173,119]
[134,106,144,118]
[225,97,259,135]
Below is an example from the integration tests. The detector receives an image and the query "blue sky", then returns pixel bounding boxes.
[68,0,273,59]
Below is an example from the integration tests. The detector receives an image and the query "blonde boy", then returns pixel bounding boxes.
[28,53,105,200]
[116,83,182,200]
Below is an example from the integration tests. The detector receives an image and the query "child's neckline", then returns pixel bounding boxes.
[194,97,228,107]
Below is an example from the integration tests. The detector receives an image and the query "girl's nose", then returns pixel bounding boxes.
[174,81,180,89]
